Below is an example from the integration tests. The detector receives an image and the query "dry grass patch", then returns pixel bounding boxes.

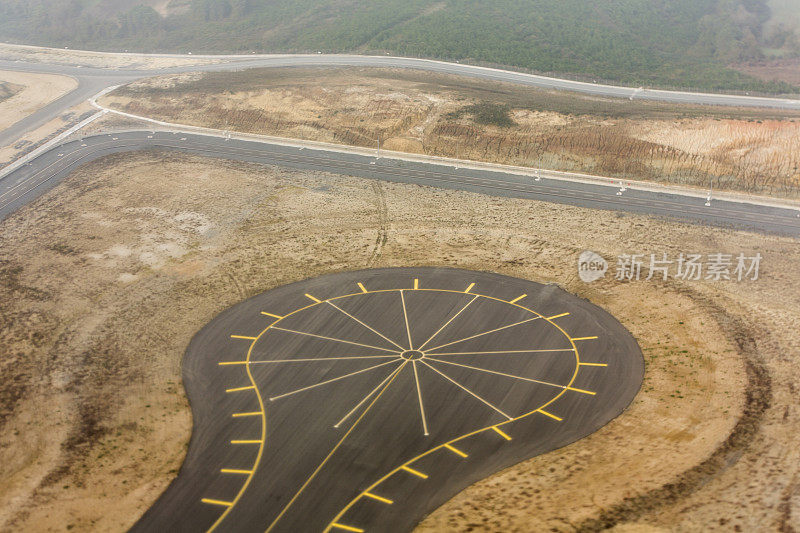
[0,152,797,531]
[102,67,800,197]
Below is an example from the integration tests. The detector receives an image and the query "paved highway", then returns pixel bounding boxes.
[132,267,644,532]
[1,51,800,151]
[1,129,799,236]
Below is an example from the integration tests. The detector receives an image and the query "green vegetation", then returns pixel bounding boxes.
[0,0,798,93]
[0,81,23,103]
[447,103,516,127]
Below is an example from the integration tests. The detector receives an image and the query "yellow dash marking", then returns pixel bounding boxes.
[226,385,255,393]
[401,465,428,479]
[444,443,468,458]
[537,409,563,421]
[261,312,283,319]
[218,361,247,366]
[305,293,321,303]
[580,362,608,367]
[357,282,367,293]
[232,411,262,418]
[363,492,393,504]
[547,312,570,320]
[230,440,262,445]
[509,294,527,304]
[230,335,257,340]
[201,498,233,507]
[491,426,512,440]
[221,468,252,475]
[572,336,598,341]
[330,524,364,533]
[465,282,475,293]
[566,386,596,395]
[413,278,419,289]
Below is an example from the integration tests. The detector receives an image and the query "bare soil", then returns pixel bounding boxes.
[0,152,798,531]
[734,58,800,86]
[101,67,800,198]
[0,70,77,133]
[0,43,222,70]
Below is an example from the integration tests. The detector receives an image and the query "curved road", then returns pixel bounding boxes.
[1,50,799,150]
[132,267,644,532]
[1,129,799,235]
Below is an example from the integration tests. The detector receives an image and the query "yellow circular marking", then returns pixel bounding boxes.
[208,286,587,532]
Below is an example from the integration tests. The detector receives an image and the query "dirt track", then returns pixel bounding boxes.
[0,152,797,531]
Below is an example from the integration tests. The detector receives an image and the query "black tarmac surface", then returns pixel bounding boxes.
[133,267,644,532]
[2,130,799,236]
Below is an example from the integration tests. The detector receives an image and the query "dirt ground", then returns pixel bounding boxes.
[0,70,77,133]
[0,43,222,70]
[735,58,800,86]
[0,151,797,531]
[100,67,800,197]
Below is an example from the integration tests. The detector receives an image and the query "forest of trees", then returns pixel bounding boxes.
[0,0,797,93]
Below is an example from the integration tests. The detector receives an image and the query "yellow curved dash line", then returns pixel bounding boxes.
[322,289,586,532]
[203,286,591,532]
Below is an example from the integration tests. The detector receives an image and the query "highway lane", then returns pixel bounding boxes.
[1,130,799,236]
[1,51,800,155]
[132,267,644,532]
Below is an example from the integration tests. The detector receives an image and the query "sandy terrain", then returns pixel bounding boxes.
[0,152,797,531]
[0,70,77,133]
[100,67,800,197]
[735,59,800,86]
[0,43,223,70]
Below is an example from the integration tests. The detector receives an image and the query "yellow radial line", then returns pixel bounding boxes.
[580,362,608,367]
[426,357,595,395]
[325,296,581,532]
[363,491,393,504]
[266,360,409,533]
[411,361,429,436]
[357,282,368,293]
[334,362,405,428]
[509,293,527,304]
[211,287,579,532]
[546,312,570,320]
[270,326,400,353]
[202,498,233,507]
[417,294,479,351]
[400,290,413,350]
[401,465,428,479]
[430,348,575,356]
[208,311,268,532]
[269,359,401,402]
[424,316,541,353]
[326,300,406,351]
[537,409,563,421]
[248,355,399,364]
[491,426,512,440]
[330,523,364,532]
[420,360,512,420]
[464,282,475,293]
[444,443,468,458]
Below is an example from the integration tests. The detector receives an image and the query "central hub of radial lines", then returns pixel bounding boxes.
[400,349,424,360]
